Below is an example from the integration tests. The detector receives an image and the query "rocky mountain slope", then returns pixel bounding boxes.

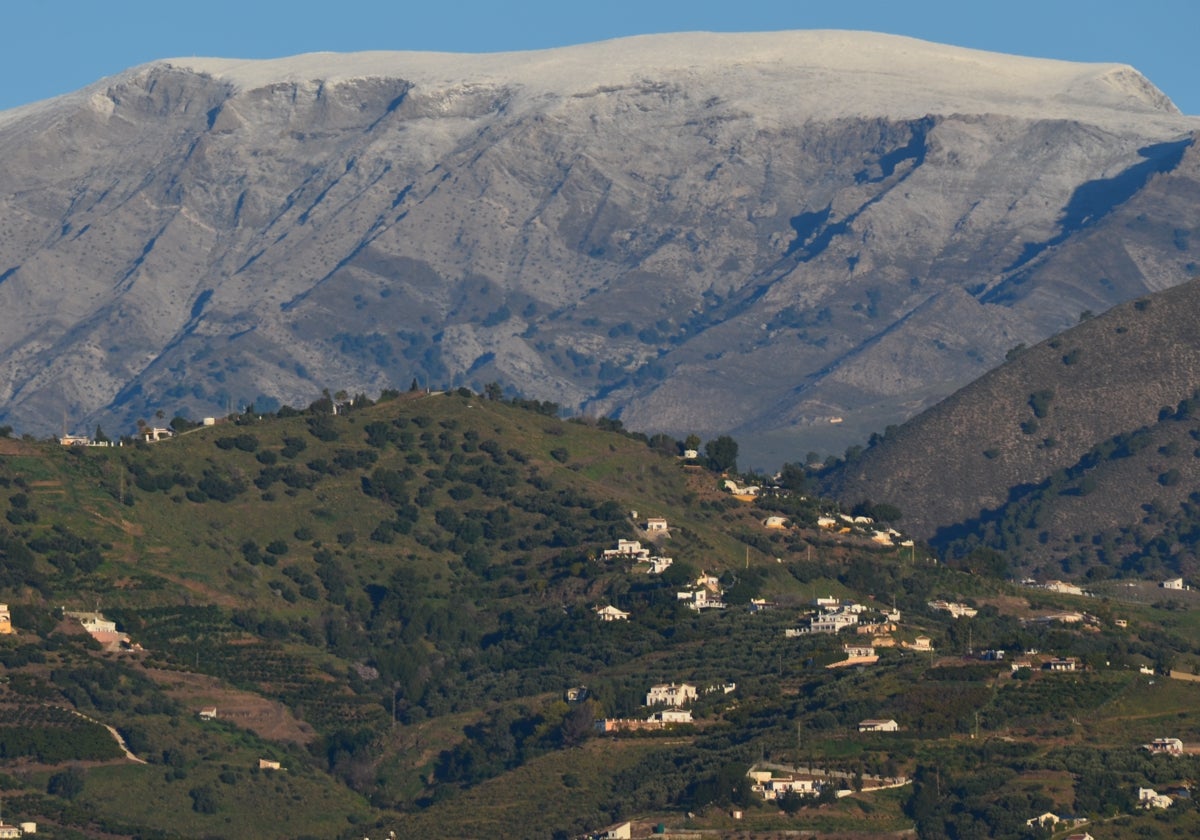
[0,31,1197,463]
[821,278,1200,562]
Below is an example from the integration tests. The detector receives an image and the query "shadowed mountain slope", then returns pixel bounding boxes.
[821,278,1200,550]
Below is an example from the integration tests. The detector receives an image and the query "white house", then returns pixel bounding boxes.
[0,604,12,635]
[808,612,859,634]
[928,600,978,618]
[1144,737,1184,755]
[748,769,820,801]
[1162,577,1185,590]
[1025,812,1061,829]
[645,517,669,532]
[649,709,693,724]
[602,539,651,561]
[65,611,116,634]
[677,588,726,611]
[1045,658,1078,672]
[859,719,899,732]
[1043,580,1085,595]
[595,605,630,622]
[140,426,174,443]
[646,683,698,707]
[1139,787,1173,808]
[598,822,631,839]
[647,556,674,574]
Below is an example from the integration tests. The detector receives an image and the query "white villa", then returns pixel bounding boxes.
[646,683,698,707]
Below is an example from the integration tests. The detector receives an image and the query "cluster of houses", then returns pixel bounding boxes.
[784,597,902,642]
[676,571,726,611]
[0,819,37,837]
[594,680,738,734]
[594,534,734,617]
[746,759,907,804]
[815,513,912,548]
[59,417,222,448]
[594,680,735,734]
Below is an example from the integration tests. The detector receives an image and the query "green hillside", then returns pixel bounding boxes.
[0,391,1199,838]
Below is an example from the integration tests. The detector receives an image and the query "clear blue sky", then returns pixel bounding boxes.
[3,0,1197,114]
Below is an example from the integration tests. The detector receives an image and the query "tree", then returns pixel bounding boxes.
[47,765,85,799]
[189,785,218,813]
[93,424,110,443]
[704,436,739,473]
[684,434,701,451]
[778,462,808,492]
[484,382,504,401]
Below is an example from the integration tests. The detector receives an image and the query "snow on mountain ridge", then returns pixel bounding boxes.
[145,30,1184,127]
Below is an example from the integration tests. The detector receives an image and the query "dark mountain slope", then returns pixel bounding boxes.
[821,278,1200,540]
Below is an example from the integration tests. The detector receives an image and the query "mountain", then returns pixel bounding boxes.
[0,32,1198,465]
[820,278,1200,575]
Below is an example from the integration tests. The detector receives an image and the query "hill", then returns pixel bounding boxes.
[0,393,1199,837]
[0,32,1198,465]
[820,277,1200,574]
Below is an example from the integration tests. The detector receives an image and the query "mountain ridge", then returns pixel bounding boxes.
[0,31,1196,463]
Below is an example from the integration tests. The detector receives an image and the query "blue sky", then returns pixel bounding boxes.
[3,0,1197,114]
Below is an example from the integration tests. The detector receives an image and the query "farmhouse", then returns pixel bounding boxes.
[1162,577,1185,590]
[858,719,899,732]
[644,517,668,532]
[594,605,629,622]
[0,604,12,635]
[747,768,821,801]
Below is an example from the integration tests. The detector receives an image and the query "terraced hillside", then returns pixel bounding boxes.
[0,393,1198,838]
